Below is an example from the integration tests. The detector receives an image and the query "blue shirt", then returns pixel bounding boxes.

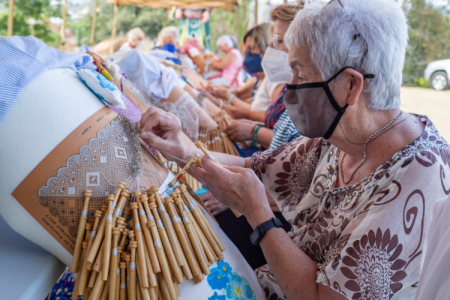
[270,110,301,149]
[0,36,96,121]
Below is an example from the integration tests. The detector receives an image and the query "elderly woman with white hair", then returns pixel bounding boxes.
[140,0,450,299]
[120,27,145,51]
[206,35,244,87]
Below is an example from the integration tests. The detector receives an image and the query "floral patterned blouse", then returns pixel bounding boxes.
[251,115,450,300]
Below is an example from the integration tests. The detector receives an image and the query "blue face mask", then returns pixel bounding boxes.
[243,53,263,76]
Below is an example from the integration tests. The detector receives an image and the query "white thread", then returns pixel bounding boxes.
[183,205,189,212]
[112,200,117,208]
[147,214,154,221]
[117,267,121,275]
[156,220,163,228]
[189,203,196,210]
[120,283,126,289]
[154,240,162,248]
[114,208,123,216]
[90,231,97,238]
[130,262,136,270]
[81,210,88,218]
[172,216,179,223]
[135,223,142,229]
[106,214,113,221]
[158,205,165,212]
[139,209,146,216]
[112,248,118,256]
[208,154,216,161]
[183,217,190,223]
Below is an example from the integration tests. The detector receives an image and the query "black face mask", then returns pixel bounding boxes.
[283,67,374,139]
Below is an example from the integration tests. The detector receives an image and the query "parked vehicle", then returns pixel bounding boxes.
[424,59,450,90]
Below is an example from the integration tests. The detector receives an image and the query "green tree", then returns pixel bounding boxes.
[0,0,60,44]
[403,0,450,85]
[73,2,169,46]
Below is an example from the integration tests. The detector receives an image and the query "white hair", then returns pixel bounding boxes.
[285,0,408,110]
[128,27,145,41]
[216,35,235,48]
[158,26,180,44]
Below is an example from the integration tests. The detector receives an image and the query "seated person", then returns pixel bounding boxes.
[140,0,448,298]
[119,27,145,51]
[202,24,284,122]
[225,3,303,151]
[206,35,244,87]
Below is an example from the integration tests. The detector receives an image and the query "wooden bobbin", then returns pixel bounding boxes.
[135,256,152,300]
[118,228,129,251]
[177,190,216,264]
[108,227,120,300]
[119,262,127,300]
[165,195,199,279]
[134,190,158,287]
[114,190,131,223]
[90,269,106,300]
[180,185,223,258]
[130,202,150,288]
[100,280,109,300]
[148,195,184,285]
[174,196,210,275]
[72,241,89,300]
[116,249,122,300]
[159,276,171,300]
[85,222,94,240]
[87,194,115,266]
[149,186,184,268]
[79,210,103,294]
[129,241,138,300]
[139,194,161,274]
[146,213,178,300]
[72,189,92,273]
[102,195,115,281]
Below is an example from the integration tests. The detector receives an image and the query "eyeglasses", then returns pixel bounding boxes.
[327,0,344,8]
[271,34,284,49]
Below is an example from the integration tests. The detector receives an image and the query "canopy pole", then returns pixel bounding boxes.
[60,0,67,50]
[90,0,99,45]
[110,2,118,54]
[8,0,14,36]
[243,0,247,32]
[254,0,258,26]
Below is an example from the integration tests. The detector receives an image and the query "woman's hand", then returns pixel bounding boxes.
[226,120,255,142]
[229,106,250,119]
[199,192,229,216]
[191,156,274,229]
[211,86,231,100]
[140,106,192,163]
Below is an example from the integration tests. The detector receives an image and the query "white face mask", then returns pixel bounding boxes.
[261,47,293,83]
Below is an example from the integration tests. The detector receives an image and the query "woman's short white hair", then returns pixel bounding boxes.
[285,0,408,110]
[216,35,235,48]
[158,26,180,44]
[128,27,145,41]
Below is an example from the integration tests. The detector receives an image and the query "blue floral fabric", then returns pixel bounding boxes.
[207,261,256,300]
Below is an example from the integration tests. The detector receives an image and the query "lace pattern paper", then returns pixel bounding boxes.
[38,117,168,238]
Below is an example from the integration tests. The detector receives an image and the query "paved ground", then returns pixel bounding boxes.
[400,87,450,141]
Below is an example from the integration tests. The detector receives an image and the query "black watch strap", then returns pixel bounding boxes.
[250,217,283,245]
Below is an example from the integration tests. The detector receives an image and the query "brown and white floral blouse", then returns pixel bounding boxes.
[251,115,450,300]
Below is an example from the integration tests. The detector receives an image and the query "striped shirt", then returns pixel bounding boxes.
[0,36,96,121]
[270,110,301,149]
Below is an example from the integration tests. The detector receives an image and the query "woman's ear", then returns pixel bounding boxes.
[344,68,364,106]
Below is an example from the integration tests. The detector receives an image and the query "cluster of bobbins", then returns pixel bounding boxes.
[71,182,225,300]
[198,110,243,156]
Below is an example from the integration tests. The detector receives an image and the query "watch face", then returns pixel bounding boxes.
[250,229,259,245]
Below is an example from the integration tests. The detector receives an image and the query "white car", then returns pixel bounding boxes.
[424,59,450,90]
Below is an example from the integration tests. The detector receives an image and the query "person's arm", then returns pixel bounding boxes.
[209,52,236,70]
[139,106,251,168]
[191,158,348,300]
[257,128,273,149]
[235,77,256,99]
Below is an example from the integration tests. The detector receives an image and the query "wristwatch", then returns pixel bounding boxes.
[250,217,283,245]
